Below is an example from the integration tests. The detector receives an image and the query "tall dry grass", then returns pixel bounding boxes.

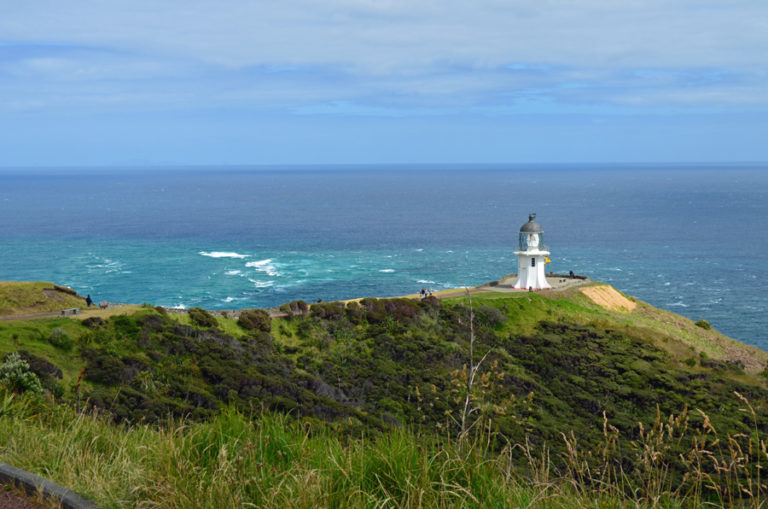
[2,387,768,508]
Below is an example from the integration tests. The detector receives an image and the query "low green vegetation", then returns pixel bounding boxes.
[2,282,768,507]
[0,352,43,394]
[0,393,584,508]
[187,307,219,328]
[3,388,768,508]
[237,308,272,332]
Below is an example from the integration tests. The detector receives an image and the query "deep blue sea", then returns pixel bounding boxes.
[1,165,766,349]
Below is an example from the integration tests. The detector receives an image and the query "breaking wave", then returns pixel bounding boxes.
[245,259,272,267]
[199,251,249,259]
[248,278,275,288]
[246,259,279,277]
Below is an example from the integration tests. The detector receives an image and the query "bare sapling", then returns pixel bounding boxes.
[459,286,491,446]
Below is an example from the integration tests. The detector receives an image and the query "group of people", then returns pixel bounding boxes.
[419,287,433,299]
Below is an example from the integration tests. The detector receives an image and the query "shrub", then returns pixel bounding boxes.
[346,301,364,321]
[238,309,272,332]
[82,316,105,329]
[188,307,218,328]
[476,305,508,327]
[288,300,308,315]
[701,357,744,372]
[137,314,165,332]
[420,295,441,310]
[296,320,313,340]
[311,302,345,320]
[360,298,386,323]
[695,319,712,330]
[0,352,43,394]
[82,349,135,385]
[48,327,74,351]
[111,315,140,337]
[18,350,62,383]
[383,299,420,322]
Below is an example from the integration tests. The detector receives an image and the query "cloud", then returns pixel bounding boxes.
[1,0,767,117]
[3,1,768,70]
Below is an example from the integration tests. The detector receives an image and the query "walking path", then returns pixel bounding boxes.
[0,275,591,322]
[0,311,64,322]
[409,273,591,300]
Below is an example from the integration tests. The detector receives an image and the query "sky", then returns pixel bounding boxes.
[1,1,767,166]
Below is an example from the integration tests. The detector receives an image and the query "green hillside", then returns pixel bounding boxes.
[2,281,768,507]
[0,281,87,316]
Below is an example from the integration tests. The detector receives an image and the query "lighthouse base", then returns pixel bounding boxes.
[512,252,551,290]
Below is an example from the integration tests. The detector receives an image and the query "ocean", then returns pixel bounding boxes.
[1,164,766,350]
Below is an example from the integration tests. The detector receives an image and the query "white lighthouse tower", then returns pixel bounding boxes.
[512,213,552,290]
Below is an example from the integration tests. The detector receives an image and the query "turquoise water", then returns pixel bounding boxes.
[1,165,766,349]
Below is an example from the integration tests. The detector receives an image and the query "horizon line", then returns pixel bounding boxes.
[1,161,768,171]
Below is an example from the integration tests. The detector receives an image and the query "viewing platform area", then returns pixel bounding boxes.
[484,273,591,292]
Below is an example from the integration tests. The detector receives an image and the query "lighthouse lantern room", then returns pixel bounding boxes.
[512,213,552,290]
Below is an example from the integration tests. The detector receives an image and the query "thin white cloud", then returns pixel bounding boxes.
[1,0,767,116]
[3,1,767,71]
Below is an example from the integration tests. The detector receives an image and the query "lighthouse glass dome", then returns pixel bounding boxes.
[517,213,546,252]
[518,232,546,251]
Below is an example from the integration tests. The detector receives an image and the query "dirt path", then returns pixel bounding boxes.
[580,285,637,312]
[0,304,141,322]
[0,312,62,322]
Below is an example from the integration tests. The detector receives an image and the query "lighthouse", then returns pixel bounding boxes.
[512,213,552,290]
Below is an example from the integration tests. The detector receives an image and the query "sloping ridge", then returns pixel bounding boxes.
[577,283,766,373]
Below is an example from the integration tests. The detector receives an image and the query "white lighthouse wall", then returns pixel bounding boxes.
[513,254,551,289]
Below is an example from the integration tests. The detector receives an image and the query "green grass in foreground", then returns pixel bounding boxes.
[0,390,648,509]
[6,388,768,508]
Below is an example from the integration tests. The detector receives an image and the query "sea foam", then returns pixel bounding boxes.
[199,251,249,259]
[245,259,272,267]
[246,259,279,276]
[248,278,275,288]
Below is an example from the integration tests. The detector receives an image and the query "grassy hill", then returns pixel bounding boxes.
[0,281,88,316]
[2,281,768,507]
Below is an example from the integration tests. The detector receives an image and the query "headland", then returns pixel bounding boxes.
[3,276,768,507]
